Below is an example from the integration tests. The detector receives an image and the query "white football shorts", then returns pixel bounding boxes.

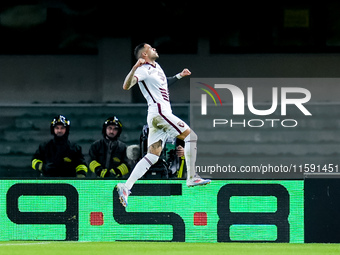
[147,111,189,148]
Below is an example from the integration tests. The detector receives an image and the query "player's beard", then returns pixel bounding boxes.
[150,52,159,61]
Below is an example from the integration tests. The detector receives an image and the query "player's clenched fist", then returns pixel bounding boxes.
[180,68,191,77]
[123,58,146,90]
[133,58,146,69]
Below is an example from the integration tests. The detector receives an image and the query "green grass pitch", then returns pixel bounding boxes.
[0,242,340,255]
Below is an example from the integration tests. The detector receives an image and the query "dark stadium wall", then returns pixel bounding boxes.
[0,38,340,104]
[304,178,340,243]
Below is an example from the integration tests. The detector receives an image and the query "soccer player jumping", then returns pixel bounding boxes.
[116,43,211,207]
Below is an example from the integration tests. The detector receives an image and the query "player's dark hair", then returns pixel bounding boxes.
[134,43,146,59]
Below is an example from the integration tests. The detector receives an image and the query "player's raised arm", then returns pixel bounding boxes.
[180,68,191,77]
[123,58,145,90]
[167,68,192,86]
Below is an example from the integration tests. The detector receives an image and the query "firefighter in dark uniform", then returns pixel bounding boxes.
[32,115,88,177]
[89,116,130,178]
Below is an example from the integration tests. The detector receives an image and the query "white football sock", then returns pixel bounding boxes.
[125,153,159,190]
[184,131,198,180]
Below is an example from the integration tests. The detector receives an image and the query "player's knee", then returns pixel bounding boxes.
[147,140,163,156]
[145,153,159,165]
[184,130,197,142]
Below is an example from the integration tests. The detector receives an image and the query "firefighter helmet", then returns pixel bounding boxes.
[50,115,71,135]
[102,116,123,138]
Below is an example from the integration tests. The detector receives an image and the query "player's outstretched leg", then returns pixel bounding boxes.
[184,130,211,187]
[116,153,159,207]
[187,174,211,187]
[116,183,130,207]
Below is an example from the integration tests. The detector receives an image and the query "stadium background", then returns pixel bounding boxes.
[1,1,340,177]
[0,1,340,245]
